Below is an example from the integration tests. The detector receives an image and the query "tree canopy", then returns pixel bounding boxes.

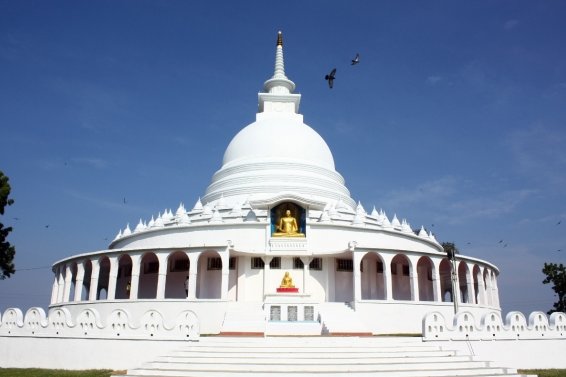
[0,170,16,279]
[441,242,459,259]
[542,262,566,314]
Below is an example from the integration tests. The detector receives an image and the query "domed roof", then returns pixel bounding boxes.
[222,115,335,171]
[202,32,355,209]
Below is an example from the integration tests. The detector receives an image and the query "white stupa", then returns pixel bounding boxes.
[39,31,502,336]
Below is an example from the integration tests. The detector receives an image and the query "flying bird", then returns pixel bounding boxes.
[325,68,336,89]
[123,197,127,204]
[557,220,562,225]
[351,53,360,65]
[498,240,503,244]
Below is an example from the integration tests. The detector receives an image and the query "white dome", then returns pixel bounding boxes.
[203,112,354,208]
[202,33,354,209]
[222,115,335,170]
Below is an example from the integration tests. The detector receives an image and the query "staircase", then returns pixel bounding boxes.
[113,336,535,377]
[318,302,372,335]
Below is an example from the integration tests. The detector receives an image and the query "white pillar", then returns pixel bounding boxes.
[466,263,475,305]
[220,247,230,300]
[63,264,73,303]
[451,259,460,310]
[408,255,419,301]
[73,262,85,302]
[107,256,119,300]
[129,254,141,299]
[262,256,273,298]
[484,269,492,306]
[236,256,246,302]
[50,268,59,305]
[492,273,500,308]
[352,251,362,303]
[188,252,199,299]
[381,254,394,300]
[156,252,169,300]
[88,259,100,301]
[432,257,442,302]
[300,257,311,295]
[476,266,486,305]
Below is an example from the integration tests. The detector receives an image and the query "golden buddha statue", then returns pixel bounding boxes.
[280,271,295,288]
[273,209,305,237]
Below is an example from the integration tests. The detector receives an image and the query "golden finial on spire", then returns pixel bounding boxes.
[277,31,283,47]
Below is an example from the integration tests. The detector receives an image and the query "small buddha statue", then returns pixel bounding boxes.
[273,209,305,237]
[280,271,295,288]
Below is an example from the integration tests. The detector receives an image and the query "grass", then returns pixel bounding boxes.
[1,368,566,377]
[0,370,121,377]
[519,370,566,377]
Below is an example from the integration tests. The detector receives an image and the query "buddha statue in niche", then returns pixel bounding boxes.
[273,209,305,237]
[280,271,295,288]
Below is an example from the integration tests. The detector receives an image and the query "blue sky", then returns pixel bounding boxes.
[1,1,565,315]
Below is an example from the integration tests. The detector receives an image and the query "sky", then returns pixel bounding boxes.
[1,0,565,316]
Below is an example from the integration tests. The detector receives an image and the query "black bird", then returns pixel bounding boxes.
[557,220,562,225]
[325,68,336,89]
[498,240,503,244]
[45,225,49,228]
[123,197,127,204]
[351,53,360,65]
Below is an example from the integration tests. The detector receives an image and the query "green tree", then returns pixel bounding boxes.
[0,170,16,279]
[542,262,566,314]
[441,242,459,258]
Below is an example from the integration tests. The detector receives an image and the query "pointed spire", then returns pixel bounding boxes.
[134,219,146,233]
[176,202,185,217]
[210,208,223,224]
[353,212,365,226]
[153,213,164,228]
[244,208,258,222]
[270,31,290,84]
[370,206,379,218]
[259,31,300,113]
[401,219,412,233]
[123,223,132,236]
[179,211,191,225]
[192,198,203,212]
[391,214,401,229]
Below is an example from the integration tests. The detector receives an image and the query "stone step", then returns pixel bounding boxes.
[120,367,523,377]
[174,344,448,352]
[155,355,473,364]
[112,337,530,377]
[164,349,459,359]
[145,358,492,370]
